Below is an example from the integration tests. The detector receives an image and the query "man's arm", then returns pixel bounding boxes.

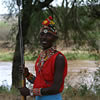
[41,54,65,95]
[24,67,36,84]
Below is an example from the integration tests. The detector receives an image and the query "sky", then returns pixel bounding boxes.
[0,0,8,14]
[0,0,63,14]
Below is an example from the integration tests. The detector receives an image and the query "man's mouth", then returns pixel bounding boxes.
[42,41,47,44]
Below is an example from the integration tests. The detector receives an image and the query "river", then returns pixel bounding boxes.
[0,60,99,88]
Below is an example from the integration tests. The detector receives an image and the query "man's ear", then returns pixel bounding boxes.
[53,36,58,42]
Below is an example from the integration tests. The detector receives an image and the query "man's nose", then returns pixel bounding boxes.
[42,34,47,38]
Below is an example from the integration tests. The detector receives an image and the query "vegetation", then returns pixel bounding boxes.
[0,85,19,95]
[0,85,9,93]
[62,87,99,100]
[0,21,9,27]
[1,67,100,100]
[0,21,11,40]
[0,85,21,100]
[0,49,100,61]
[65,52,100,60]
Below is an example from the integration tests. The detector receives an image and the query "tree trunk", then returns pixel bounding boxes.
[12,0,32,88]
[12,32,24,88]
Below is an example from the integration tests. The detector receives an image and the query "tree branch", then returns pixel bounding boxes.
[33,0,54,10]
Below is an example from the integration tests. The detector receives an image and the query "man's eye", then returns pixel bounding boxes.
[47,33,51,36]
[47,33,53,37]
[40,32,44,35]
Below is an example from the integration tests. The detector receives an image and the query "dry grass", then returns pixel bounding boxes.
[0,94,100,100]
[0,94,34,100]
[62,91,99,100]
[0,21,11,41]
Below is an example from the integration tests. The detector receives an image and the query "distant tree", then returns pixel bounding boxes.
[49,0,100,48]
[48,0,86,46]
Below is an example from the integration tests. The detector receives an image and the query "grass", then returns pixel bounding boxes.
[0,85,21,100]
[0,21,11,40]
[0,84,100,100]
[62,85,100,100]
[24,52,38,61]
[65,52,100,60]
[0,85,9,93]
[0,50,38,61]
[0,85,20,95]
[0,21,9,27]
[0,50,100,61]
[0,51,14,61]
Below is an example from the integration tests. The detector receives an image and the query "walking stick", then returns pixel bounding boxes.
[16,0,26,100]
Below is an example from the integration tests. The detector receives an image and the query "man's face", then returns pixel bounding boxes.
[40,32,55,50]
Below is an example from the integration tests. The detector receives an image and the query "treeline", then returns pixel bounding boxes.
[8,1,100,52]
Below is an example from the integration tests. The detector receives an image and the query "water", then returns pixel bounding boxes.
[0,61,35,87]
[0,62,12,86]
[67,60,99,87]
[0,60,99,88]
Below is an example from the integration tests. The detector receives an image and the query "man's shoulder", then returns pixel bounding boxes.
[56,51,65,60]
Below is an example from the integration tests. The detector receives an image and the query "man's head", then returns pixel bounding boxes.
[39,16,58,50]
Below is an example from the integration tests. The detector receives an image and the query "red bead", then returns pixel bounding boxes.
[49,16,53,20]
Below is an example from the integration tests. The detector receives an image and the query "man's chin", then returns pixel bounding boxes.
[42,46,51,50]
[41,44,52,50]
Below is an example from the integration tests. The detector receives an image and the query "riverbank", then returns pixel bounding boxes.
[0,60,98,87]
[0,93,99,100]
[0,60,100,100]
[0,48,100,61]
[0,48,100,100]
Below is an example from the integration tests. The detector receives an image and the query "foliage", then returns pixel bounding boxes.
[65,52,100,60]
[62,83,97,100]
[0,49,100,61]
[0,21,9,27]
[50,0,100,49]
[8,23,18,43]
[26,11,45,49]
[24,51,39,61]
[93,67,100,94]
[0,85,20,96]
[78,84,89,96]
[0,21,11,40]
[0,51,13,61]
[5,0,100,51]
[62,66,100,100]
[0,85,9,93]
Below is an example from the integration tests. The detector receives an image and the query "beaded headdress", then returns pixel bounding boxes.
[40,16,58,37]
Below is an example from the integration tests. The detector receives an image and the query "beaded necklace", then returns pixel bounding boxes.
[37,47,56,72]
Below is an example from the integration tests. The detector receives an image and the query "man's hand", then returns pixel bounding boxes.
[19,87,30,96]
[24,67,30,77]
[19,66,30,77]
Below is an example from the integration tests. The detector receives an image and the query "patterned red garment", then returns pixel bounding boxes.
[33,51,67,93]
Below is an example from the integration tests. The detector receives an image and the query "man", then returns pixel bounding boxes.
[19,16,68,100]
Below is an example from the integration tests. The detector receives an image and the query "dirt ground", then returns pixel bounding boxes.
[0,94,33,100]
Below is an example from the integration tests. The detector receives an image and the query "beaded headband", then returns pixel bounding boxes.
[40,16,58,37]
